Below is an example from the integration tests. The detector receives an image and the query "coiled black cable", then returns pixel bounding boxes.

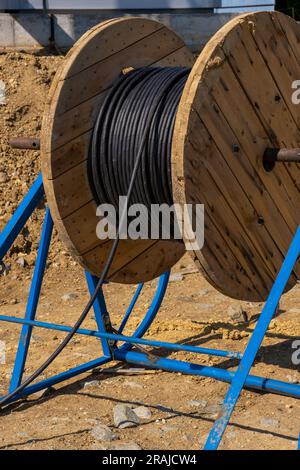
[88,67,190,217]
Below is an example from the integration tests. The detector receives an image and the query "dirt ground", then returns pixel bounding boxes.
[0,49,300,451]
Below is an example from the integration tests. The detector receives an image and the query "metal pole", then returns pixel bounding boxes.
[2,356,112,405]
[9,208,53,391]
[0,315,241,359]
[9,137,40,150]
[0,174,44,261]
[263,147,300,171]
[85,272,112,358]
[118,283,143,334]
[114,349,300,399]
[204,225,300,450]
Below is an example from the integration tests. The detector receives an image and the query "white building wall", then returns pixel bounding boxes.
[0,0,276,50]
[0,1,275,11]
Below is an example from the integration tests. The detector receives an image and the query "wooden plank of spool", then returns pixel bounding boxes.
[248,13,300,199]
[172,11,300,301]
[222,18,300,227]
[185,110,280,297]
[41,17,194,283]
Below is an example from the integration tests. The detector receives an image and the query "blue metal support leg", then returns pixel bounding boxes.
[0,176,167,405]
[2,175,300,450]
[9,207,53,392]
[118,283,143,334]
[85,272,112,358]
[0,173,44,262]
[204,225,300,450]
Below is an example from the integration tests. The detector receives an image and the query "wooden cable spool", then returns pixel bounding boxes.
[41,18,192,285]
[41,12,300,302]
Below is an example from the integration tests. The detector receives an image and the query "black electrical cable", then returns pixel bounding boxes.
[88,67,190,218]
[0,66,189,409]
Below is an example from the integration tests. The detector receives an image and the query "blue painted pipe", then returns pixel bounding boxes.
[114,349,300,399]
[2,356,112,404]
[118,282,143,334]
[9,208,54,391]
[0,314,241,359]
[3,343,300,407]
[204,224,300,450]
[0,173,44,261]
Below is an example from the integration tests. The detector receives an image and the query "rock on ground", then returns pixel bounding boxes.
[260,417,279,428]
[113,404,140,429]
[83,380,100,389]
[133,405,152,420]
[90,424,118,442]
[109,442,142,450]
[61,293,78,302]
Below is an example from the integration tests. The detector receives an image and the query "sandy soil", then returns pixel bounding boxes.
[0,50,299,451]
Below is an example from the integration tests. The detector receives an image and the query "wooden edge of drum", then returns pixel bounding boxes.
[41,17,194,283]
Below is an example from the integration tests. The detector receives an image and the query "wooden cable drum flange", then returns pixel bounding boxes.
[42,12,300,302]
[41,17,193,284]
[172,11,300,301]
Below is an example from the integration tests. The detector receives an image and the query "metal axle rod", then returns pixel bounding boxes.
[263,147,300,171]
[9,137,300,169]
[9,137,40,150]
[265,148,300,163]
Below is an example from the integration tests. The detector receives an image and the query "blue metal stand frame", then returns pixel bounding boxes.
[0,174,299,450]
